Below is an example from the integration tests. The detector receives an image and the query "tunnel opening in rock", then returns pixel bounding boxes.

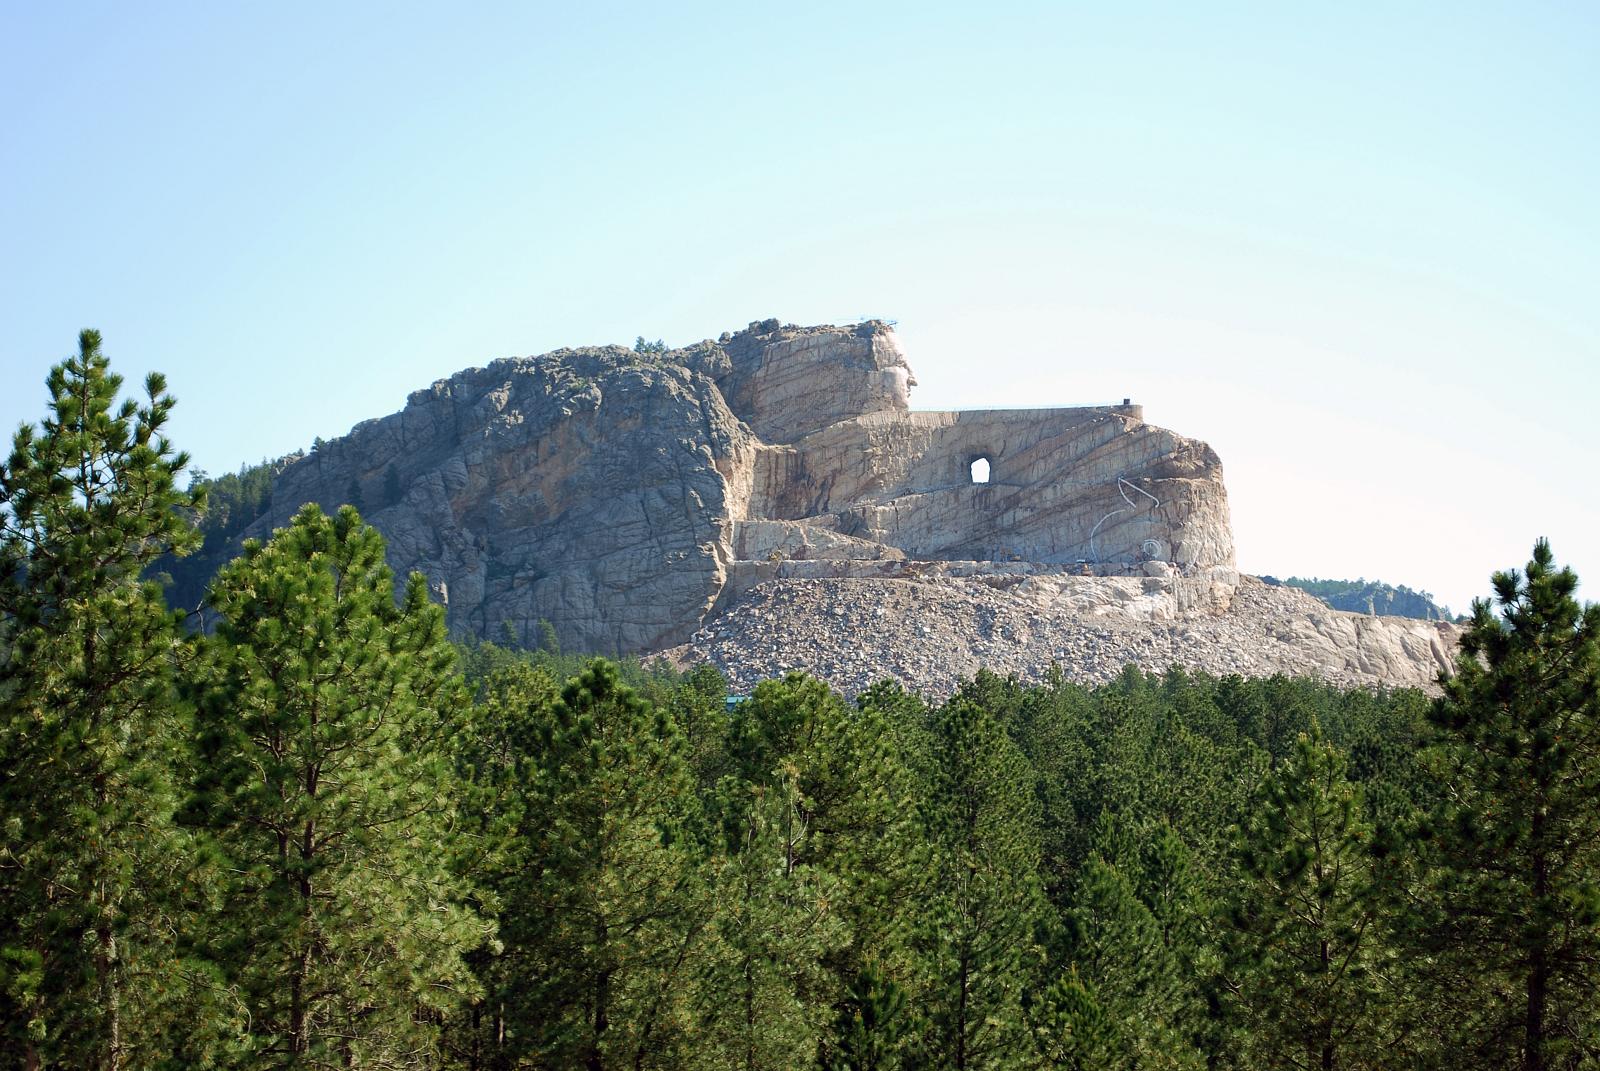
[970,457,991,484]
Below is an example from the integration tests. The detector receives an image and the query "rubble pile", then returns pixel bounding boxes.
[663,574,1459,700]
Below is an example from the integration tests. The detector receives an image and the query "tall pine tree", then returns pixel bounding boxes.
[695,769,845,1070]
[0,332,204,1070]
[912,695,1046,1070]
[1417,540,1600,1071]
[1061,818,1203,1070]
[728,676,924,1004]
[186,503,489,1065]
[507,660,708,1070]
[1224,723,1391,1071]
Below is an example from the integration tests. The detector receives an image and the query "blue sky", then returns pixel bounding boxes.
[4,2,1597,612]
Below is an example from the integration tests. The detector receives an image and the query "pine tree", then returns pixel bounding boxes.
[663,663,732,792]
[728,675,924,989]
[186,503,489,1064]
[695,770,845,1070]
[1008,672,1099,908]
[1136,822,1222,1065]
[344,475,365,512]
[441,653,562,1068]
[382,463,403,508]
[0,331,205,1069]
[822,963,915,1071]
[1417,540,1600,1071]
[508,660,708,1070]
[1223,723,1390,1071]
[912,695,1046,1069]
[1063,844,1199,1069]
[1023,968,1117,1071]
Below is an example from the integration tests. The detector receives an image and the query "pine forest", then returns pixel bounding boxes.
[6,336,1600,1071]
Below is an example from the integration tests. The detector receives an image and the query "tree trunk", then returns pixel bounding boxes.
[1524,816,1549,1071]
[98,923,121,1071]
[587,966,610,1071]
[745,957,756,1071]
[1320,936,1334,1071]
[290,825,316,1054]
[1524,917,1549,1071]
[92,762,121,1071]
[290,956,307,1054]
[1524,944,1548,1071]
[955,946,969,1070]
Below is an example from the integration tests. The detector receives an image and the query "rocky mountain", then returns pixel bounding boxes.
[235,318,1458,694]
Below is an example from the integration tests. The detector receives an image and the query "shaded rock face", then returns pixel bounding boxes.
[247,320,1236,655]
[251,348,753,653]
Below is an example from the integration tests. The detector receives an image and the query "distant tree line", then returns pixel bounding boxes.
[161,455,411,618]
[1281,576,1458,622]
[156,459,280,612]
[4,333,1600,1069]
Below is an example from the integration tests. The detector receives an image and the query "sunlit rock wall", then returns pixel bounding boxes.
[247,319,1236,653]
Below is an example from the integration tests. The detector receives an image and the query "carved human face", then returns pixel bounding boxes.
[874,330,917,408]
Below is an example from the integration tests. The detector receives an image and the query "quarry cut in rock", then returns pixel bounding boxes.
[243,318,1457,693]
[247,319,1236,654]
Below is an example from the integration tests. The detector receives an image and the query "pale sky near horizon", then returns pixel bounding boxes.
[4,2,1597,614]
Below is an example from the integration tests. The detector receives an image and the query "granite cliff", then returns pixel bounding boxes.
[241,319,1457,694]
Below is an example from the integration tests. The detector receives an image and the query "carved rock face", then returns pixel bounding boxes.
[709,321,917,443]
[246,321,1236,654]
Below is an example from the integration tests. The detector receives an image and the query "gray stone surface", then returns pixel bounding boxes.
[244,318,1455,696]
[247,319,1239,657]
[248,346,755,653]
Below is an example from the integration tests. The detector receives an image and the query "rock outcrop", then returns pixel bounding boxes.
[254,346,752,653]
[238,317,1456,695]
[245,319,1237,656]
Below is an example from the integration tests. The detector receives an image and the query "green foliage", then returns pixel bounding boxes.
[1283,575,1456,621]
[0,330,209,1069]
[1061,828,1203,1069]
[912,696,1047,1069]
[186,504,490,1064]
[498,660,708,1069]
[823,964,913,1071]
[663,662,733,790]
[155,456,279,613]
[438,653,559,1066]
[1024,968,1117,1070]
[190,460,276,538]
[383,462,404,507]
[14,336,1600,1069]
[344,474,365,512]
[695,769,846,1070]
[455,628,676,699]
[634,336,669,355]
[1224,723,1393,1070]
[725,675,924,1066]
[1414,540,1600,1070]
